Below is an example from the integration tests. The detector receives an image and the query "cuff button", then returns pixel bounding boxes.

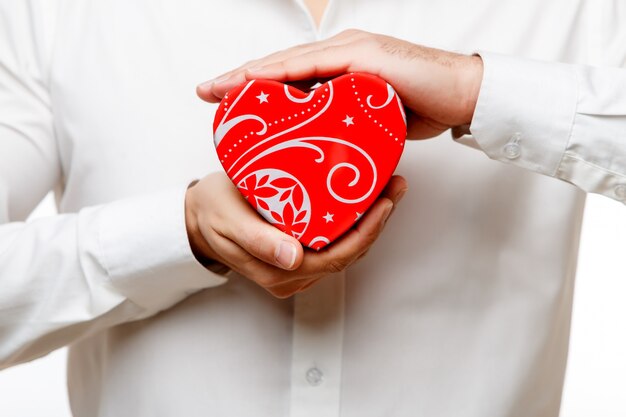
[503,132,522,159]
[614,184,626,201]
[503,143,521,159]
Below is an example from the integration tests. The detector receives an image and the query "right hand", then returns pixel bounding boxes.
[197,29,483,139]
[185,172,407,298]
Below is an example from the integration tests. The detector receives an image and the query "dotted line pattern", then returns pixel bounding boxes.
[220,88,330,163]
[350,76,403,147]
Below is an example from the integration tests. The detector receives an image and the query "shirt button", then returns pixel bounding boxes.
[614,184,626,201]
[305,367,324,386]
[502,132,522,159]
[503,143,521,159]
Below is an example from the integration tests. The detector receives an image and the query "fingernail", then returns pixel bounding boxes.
[197,80,212,91]
[275,241,297,269]
[197,75,228,91]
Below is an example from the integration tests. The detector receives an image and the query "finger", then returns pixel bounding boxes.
[406,113,450,139]
[297,277,322,292]
[209,230,313,293]
[297,198,392,276]
[196,30,366,102]
[245,47,358,84]
[208,177,305,270]
[379,175,408,205]
[292,175,407,276]
[220,208,304,271]
[264,277,320,299]
[237,29,366,75]
[238,33,385,85]
[323,198,394,271]
[206,227,275,277]
[204,47,353,101]
[223,33,363,83]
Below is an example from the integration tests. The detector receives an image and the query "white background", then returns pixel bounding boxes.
[0,192,624,416]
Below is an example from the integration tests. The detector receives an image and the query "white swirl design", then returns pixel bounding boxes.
[309,236,330,248]
[284,84,315,103]
[214,114,267,145]
[366,83,395,109]
[227,82,335,175]
[396,93,407,126]
[326,162,363,204]
[231,136,377,205]
[214,80,264,146]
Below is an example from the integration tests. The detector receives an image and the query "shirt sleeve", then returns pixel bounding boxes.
[460,1,626,204]
[0,0,227,369]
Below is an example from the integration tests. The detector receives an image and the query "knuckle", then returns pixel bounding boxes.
[276,291,294,300]
[255,271,279,288]
[241,59,257,68]
[326,257,351,274]
[357,249,370,261]
[364,227,380,245]
[359,36,381,50]
[276,60,290,72]
[242,227,271,258]
[238,251,258,271]
[299,279,318,292]
[358,222,382,247]
[268,287,293,299]
[340,28,362,37]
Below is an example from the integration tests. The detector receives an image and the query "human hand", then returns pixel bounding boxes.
[185,172,407,298]
[197,29,484,139]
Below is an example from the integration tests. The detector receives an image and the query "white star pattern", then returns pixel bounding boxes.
[256,91,269,104]
[342,115,354,127]
[355,212,363,221]
[323,212,334,223]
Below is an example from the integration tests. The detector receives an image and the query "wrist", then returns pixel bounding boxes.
[456,54,484,125]
[185,180,215,266]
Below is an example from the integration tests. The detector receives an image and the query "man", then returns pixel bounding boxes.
[1,0,625,416]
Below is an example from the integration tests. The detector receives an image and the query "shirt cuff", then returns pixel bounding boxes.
[466,52,578,177]
[89,184,228,312]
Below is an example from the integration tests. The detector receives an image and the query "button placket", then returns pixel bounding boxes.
[289,276,345,417]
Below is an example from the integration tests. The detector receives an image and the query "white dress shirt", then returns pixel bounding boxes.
[1,0,625,416]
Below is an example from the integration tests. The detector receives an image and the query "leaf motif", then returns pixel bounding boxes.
[295,210,307,223]
[270,211,283,223]
[292,186,304,210]
[279,189,292,202]
[282,203,294,224]
[271,177,296,188]
[291,222,307,234]
[258,175,269,187]
[245,175,257,190]
[257,199,269,210]
[255,187,278,198]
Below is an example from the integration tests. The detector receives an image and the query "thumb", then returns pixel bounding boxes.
[225,210,305,271]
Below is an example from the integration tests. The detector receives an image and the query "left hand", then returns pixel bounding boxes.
[197,29,484,139]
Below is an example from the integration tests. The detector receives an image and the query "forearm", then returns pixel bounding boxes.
[468,52,626,202]
[0,186,227,369]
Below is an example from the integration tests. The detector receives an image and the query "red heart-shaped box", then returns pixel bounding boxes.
[213,73,406,250]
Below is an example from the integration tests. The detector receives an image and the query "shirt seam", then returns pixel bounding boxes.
[95,207,115,284]
[553,67,580,177]
[558,151,626,181]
